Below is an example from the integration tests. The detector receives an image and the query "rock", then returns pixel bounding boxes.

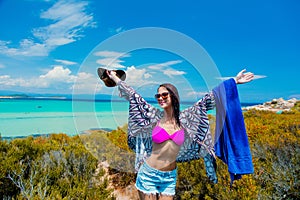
[271,99,278,104]
[243,98,299,113]
[288,98,297,103]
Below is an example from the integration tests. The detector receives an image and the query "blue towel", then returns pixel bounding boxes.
[212,78,254,184]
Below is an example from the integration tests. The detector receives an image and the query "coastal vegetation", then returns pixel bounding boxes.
[0,134,114,200]
[0,102,299,199]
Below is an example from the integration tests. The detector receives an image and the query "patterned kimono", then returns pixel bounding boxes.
[118,81,218,183]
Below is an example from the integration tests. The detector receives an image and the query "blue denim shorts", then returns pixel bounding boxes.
[135,162,177,196]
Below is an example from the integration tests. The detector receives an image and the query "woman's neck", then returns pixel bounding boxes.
[162,107,174,123]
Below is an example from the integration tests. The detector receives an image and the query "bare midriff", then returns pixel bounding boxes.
[146,140,181,171]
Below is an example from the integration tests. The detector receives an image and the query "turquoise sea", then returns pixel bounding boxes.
[1,98,204,138]
[0,98,131,138]
[1,98,257,138]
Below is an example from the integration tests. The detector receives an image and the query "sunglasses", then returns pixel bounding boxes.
[154,92,169,99]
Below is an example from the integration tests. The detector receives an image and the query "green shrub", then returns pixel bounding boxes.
[0,134,114,199]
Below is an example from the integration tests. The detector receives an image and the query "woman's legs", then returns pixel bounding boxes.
[158,194,174,200]
[138,190,158,200]
[138,191,174,200]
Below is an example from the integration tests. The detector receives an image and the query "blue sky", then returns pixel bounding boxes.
[0,0,299,102]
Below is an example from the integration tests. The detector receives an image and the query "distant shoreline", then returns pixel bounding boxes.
[0,96,67,100]
[0,95,67,99]
[0,95,126,102]
[0,128,114,141]
[0,95,262,106]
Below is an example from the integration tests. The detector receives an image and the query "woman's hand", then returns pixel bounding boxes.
[107,70,121,84]
[234,69,254,84]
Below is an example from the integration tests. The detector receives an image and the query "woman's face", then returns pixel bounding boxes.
[156,86,172,109]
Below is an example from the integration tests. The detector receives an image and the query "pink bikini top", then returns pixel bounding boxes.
[152,122,185,146]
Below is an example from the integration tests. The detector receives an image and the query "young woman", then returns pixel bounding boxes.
[106,69,254,200]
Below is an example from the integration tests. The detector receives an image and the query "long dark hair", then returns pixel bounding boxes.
[159,83,181,128]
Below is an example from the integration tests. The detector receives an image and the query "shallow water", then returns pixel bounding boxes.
[0,99,129,137]
[0,98,219,138]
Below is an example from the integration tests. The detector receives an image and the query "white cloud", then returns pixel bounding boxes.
[146,60,185,78]
[253,75,267,79]
[94,50,130,69]
[186,91,208,97]
[0,39,48,57]
[35,0,96,46]
[0,66,76,88]
[148,60,182,70]
[37,66,100,93]
[115,27,125,33]
[0,75,13,86]
[55,59,77,65]
[71,71,101,93]
[21,67,99,94]
[0,74,48,88]
[0,65,100,93]
[216,75,267,80]
[96,58,126,69]
[163,69,186,78]
[108,27,126,34]
[94,50,130,58]
[39,65,76,83]
[144,73,152,79]
[0,0,96,57]
[125,66,156,86]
